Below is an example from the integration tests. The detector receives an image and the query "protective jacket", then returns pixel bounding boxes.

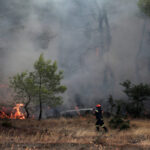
[95,107,103,120]
[94,105,108,132]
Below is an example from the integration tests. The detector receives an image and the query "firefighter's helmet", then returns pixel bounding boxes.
[96,104,101,107]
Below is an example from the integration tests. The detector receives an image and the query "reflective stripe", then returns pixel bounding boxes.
[101,124,105,128]
[95,110,98,112]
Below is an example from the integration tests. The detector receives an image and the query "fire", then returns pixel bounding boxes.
[10,104,25,119]
[0,104,25,119]
[0,110,9,119]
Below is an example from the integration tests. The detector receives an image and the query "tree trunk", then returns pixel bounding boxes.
[24,96,31,118]
[24,105,29,118]
[38,76,42,120]
[39,99,42,120]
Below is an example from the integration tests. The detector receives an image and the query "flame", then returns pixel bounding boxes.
[0,104,25,119]
[0,110,9,119]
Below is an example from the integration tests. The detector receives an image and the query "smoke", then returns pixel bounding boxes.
[0,0,150,107]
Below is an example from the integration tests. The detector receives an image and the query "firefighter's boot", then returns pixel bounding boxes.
[96,126,99,131]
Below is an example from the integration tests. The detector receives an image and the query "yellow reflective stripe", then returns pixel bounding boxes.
[95,110,98,112]
[101,124,105,128]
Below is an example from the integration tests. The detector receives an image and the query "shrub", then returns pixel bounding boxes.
[138,0,150,16]
[119,121,130,130]
[109,116,130,130]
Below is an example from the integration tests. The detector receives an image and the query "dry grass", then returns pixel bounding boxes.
[0,116,150,150]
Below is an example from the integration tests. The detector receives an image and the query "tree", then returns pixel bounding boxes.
[9,54,67,120]
[138,0,150,16]
[33,54,67,120]
[121,80,150,117]
[9,71,35,118]
[108,95,115,114]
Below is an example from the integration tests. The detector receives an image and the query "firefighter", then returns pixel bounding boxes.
[94,104,108,132]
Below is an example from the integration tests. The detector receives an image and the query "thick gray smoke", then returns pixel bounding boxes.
[0,0,150,107]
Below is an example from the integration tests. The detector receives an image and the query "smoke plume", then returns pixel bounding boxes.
[0,0,150,107]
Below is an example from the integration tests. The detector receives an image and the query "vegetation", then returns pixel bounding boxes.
[107,80,150,118]
[9,54,67,120]
[121,80,150,117]
[138,0,150,16]
[108,95,115,114]
[9,71,35,118]
[0,116,150,149]
[33,54,67,120]
[109,116,130,130]
[107,80,150,131]
[108,96,130,130]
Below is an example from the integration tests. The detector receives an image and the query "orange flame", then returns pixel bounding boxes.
[0,104,25,119]
[0,110,9,119]
[10,104,25,119]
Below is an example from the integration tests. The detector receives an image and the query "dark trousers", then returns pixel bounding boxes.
[96,119,104,127]
[95,119,107,132]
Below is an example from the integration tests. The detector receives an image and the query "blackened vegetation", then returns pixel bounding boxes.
[106,80,150,130]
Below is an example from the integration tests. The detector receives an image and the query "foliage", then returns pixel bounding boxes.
[9,71,35,118]
[9,53,67,120]
[119,121,130,130]
[32,54,66,120]
[107,95,127,117]
[109,116,130,130]
[115,100,124,116]
[108,96,130,130]
[121,80,150,117]
[138,0,150,16]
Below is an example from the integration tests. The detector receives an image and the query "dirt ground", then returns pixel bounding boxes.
[0,115,150,150]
